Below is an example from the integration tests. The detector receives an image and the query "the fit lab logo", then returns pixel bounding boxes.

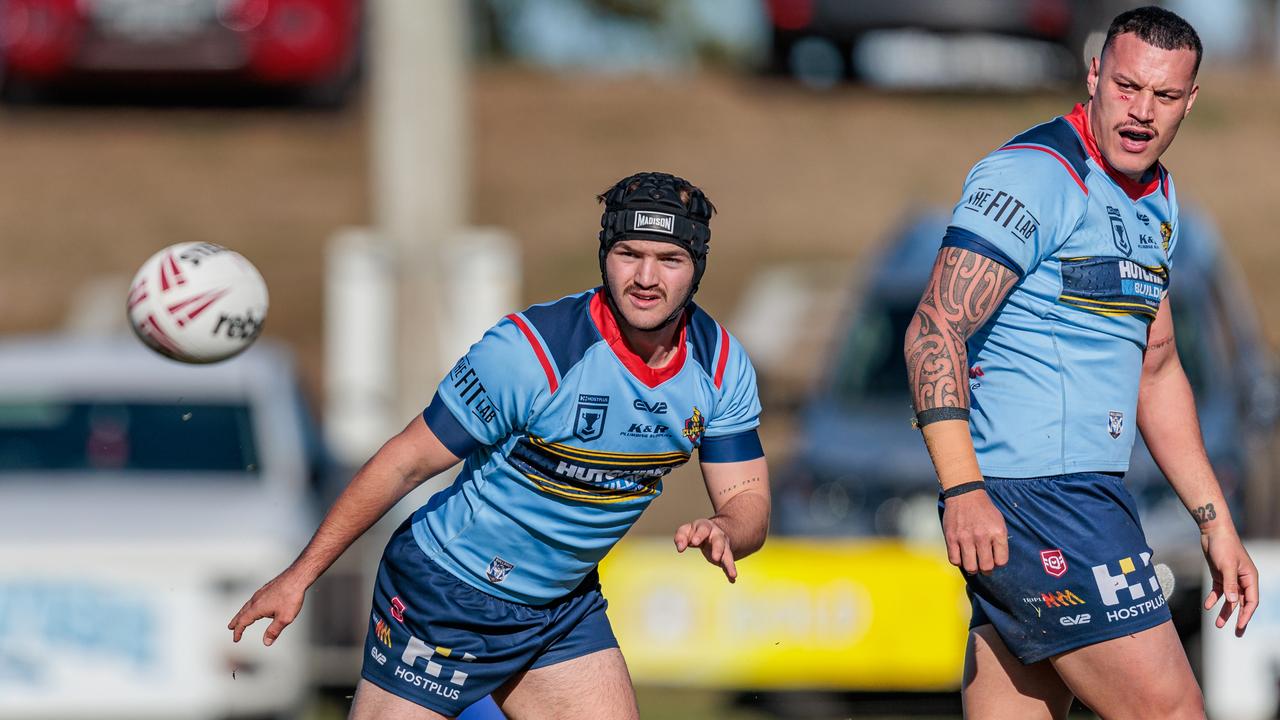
[682,406,706,446]
[1108,206,1132,256]
[1092,552,1161,607]
[632,210,675,235]
[486,556,515,584]
[962,186,1039,242]
[574,394,609,442]
[396,636,477,701]
[373,614,393,648]
[390,596,407,623]
[1108,411,1124,439]
[1040,549,1068,578]
[449,356,498,425]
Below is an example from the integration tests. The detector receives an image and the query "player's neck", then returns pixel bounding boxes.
[610,305,684,369]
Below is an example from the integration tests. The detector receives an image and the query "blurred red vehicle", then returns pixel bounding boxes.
[0,0,362,104]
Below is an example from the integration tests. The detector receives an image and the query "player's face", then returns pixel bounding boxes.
[1087,32,1199,181]
[605,239,696,332]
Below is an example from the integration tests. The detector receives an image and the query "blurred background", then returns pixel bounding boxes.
[2,0,1280,718]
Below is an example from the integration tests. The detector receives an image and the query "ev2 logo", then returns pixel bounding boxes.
[1059,613,1092,626]
[633,399,668,414]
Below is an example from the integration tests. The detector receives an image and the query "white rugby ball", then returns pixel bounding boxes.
[126,242,269,363]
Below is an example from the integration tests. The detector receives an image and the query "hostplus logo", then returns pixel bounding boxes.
[1092,552,1166,623]
[396,636,476,702]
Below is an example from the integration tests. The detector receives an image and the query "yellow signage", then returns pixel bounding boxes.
[599,538,969,690]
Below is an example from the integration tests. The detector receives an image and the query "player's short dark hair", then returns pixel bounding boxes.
[1102,6,1203,77]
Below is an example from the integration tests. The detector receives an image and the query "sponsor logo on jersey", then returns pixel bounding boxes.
[963,187,1039,242]
[390,596,407,623]
[374,614,393,648]
[682,406,706,446]
[620,423,670,438]
[574,394,610,442]
[448,357,497,424]
[397,635,476,701]
[1160,221,1173,254]
[633,399,668,414]
[508,436,689,503]
[1093,552,1166,624]
[632,210,675,234]
[486,556,515,583]
[1041,549,1068,577]
[1108,411,1124,439]
[1060,613,1092,626]
[1058,257,1167,320]
[1108,206,1132,256]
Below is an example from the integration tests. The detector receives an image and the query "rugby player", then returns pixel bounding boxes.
[229,171,770,719]
[903,7,1257,718]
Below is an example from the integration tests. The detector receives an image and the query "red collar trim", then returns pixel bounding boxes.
[589,290,687,388]
[1064,103,1163,202]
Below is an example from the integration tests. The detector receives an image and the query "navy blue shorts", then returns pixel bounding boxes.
[952,472,1173,664]
[360,521,619,716]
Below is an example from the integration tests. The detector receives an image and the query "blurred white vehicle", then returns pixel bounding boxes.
[0,335,322,720]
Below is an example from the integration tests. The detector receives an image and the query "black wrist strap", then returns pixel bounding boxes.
[941,481,986,499]
[914,407,970,429]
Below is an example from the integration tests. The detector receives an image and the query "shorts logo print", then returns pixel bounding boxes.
[1040,549,1068,577]
[1040,590,1085,608]
[486,556,515,583]
[401,635,477,687]
[1092,552,1161,607]
[390,596,407,622]
[374,614,393,648]
[1059,613,1092,626]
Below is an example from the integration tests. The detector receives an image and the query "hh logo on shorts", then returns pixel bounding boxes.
[1092,552,1161,606]
[486,556,515,583]
[1040,549,1068,578]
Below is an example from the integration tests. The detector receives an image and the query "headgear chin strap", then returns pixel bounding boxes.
[598,171,713,328]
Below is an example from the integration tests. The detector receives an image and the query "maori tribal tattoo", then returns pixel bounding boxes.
[1191,503,1216,526]
[904,247,1018,414]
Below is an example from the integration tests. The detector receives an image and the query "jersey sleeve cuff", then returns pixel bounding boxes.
[941,226,1025,277]
[699,429,764,463]
[422,392,483,458]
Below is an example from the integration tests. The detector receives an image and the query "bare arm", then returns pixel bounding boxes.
[903,246,1018,573]
[228,415,463,645]
[1137,296,1258,634]
[674,456,770,583]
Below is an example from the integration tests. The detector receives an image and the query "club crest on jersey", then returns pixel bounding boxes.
[1041,549,1068,578]
[631,210,675,235]
[1107,206,1132,257]
[1108,411,1123,439]
[486,556,515,584]
[574,394,609,442]
[1160,221,1172,255]
[682,406,706,446]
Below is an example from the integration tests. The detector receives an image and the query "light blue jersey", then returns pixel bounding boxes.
[413,288,763,605]
[944,104,1180,477]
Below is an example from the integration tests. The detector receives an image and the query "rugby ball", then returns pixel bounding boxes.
[126,242,269,363]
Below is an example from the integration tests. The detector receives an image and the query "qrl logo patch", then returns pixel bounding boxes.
[1108,206,1132,256]
[1041,549,1068,578]
[574,394,609,442]
[632,211,675,235]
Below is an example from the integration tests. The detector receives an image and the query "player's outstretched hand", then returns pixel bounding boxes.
[675,518,737,583]
[1201,525,1259,637]
[942,489,1008,575]
[227,569,308,647]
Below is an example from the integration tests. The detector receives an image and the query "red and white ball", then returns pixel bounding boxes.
[126,242,269,363]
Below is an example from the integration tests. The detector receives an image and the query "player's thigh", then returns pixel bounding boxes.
[1050,620,1203,720]
[963,624,1074,720]
[350,678,454,720]
[493,648,639,720]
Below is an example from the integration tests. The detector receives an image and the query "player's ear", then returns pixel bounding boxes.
[1184,83,1199,117]
[1086,56,1100,98]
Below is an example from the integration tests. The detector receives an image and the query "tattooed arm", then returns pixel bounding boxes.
[675,457,771,583]
[903,246,1018,573]
[1137,297,1258,634]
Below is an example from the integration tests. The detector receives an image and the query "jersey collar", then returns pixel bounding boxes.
[1065,103,1164,202]
[589,289,688,388]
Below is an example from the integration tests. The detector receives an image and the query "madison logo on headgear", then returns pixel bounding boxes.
[632,210,675,234]
[486,556,515,584]
[682,406,706,446]
[574,394,610,442]
[1041,549,1068,578]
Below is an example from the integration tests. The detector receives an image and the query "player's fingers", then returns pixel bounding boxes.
[976,537,996,574]
[722,546,737,583]
[1237,573,1260,636]
[263,617,290,647]
[673,524,693,552]
[1204,579,1222,611]
[946,535,962,568]
[1216,593,1236,629]
[959,537,979,574]
[1222,563,1240,606]
[707,532,724,564]
[993,533,1010,568]
[690,520,713,547]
